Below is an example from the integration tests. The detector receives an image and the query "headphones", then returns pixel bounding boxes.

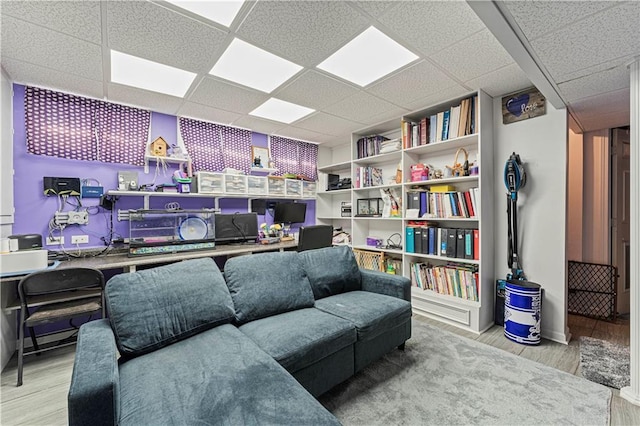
[503,152,526,196]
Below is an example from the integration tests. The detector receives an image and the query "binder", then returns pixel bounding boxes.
[414,227,423,254]
[456,229,465,258]
[464,229,473,259]
[419,191,428,217]
[406,227,415,253]
[428,227,437,255]
[407,192,420,210]
[421,227,430,255]
[446,229,457,258]
[473,229,480,260]
[440,228,448,256]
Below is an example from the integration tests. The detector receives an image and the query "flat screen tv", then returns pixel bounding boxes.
[273,202,307,224]
[214,213,259,244]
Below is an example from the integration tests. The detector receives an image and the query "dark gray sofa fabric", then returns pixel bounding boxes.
[105,258,234,357]
[314,291,411,341]
[224,251,315,324]
[239,307,356,372]
[299,245,361,299]
[68,319,119,426]
[118,324,340,426]
[361,268,411,301]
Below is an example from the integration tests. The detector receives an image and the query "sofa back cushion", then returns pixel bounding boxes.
[299,246,361,300]
[105,258,234,358]
[224,251,314,324]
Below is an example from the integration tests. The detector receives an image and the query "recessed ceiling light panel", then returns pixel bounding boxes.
[165,0,245,27]
[249,98,315,124]
[110,50,196,97]
[210,39,303,93]
[317,26,419,87]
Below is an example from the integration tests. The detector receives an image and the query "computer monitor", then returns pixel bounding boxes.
[297,225,333,252]
[273,202,307,224]
[214,213,259,244]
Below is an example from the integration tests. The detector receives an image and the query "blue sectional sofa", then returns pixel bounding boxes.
[68,246,411,425]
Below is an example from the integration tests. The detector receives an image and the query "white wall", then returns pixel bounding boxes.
[493,98,569,343]
[1,69,16,371]
[567,115,584,262]
[581,130,610,264]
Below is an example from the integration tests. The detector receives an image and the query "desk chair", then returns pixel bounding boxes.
[297,225,334,252]
[17,268,105,386]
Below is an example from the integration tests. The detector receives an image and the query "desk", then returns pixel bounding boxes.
[1,241,297,311]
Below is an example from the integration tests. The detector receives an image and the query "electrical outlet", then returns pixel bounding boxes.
[46,236,64,245]
[71,235,89,244]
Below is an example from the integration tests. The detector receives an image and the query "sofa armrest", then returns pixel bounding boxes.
[68,319,119,426]
[360,269,411,302]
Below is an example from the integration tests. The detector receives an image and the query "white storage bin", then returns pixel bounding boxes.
[302,181,317,197]
[195,171,224,194]
[247,176,268,195]
[285,179,302,197]
[268,176,285,196]
[223,174,247,194]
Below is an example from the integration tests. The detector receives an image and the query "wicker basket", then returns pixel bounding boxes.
[353,249,385,272]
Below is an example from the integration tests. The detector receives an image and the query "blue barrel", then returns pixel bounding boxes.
[504,280,541,345]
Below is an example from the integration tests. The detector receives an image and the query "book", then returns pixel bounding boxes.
[419,191,428,217]
[458,98,469,137]
[420,117,428,145]
[441,110,450,141]
[464,229,473,259]
[428,227,437,255]
[440,228,448,256]
[448,105,461,140]
[473,229,480,260]
[436,111,444,142]
[429,115,437,143]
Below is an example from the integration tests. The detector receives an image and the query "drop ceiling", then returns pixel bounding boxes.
[1,1,636,147]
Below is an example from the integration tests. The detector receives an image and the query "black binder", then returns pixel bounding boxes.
[456,229,465,258]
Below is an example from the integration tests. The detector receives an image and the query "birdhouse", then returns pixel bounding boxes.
[150,137,169,157]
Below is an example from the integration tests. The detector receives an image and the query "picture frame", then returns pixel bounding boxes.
[251,146,270,168]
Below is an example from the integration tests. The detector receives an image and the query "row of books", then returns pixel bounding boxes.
[406,188,479,219]
[355,166,384,188]
[410,262,479,301]
[405,226,479,260]
[356,135,392,159]
[401,95,477,149]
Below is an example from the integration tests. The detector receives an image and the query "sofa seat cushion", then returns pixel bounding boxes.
[314,291,412,341]
[118,324,339,426]
[299,245,361,299]
[239,308,356,373]
[224,251,315,324]
[106,258,234,358]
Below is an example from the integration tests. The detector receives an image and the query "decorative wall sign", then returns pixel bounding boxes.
[502,88,546,124]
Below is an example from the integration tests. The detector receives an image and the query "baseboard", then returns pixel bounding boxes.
[541,328,570,345]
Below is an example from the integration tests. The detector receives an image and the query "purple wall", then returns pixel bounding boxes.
[12,84,315,249]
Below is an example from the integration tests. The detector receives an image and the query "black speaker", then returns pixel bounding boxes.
[495,280,506,326]
[251,199,266,215]
[327,174,340,191]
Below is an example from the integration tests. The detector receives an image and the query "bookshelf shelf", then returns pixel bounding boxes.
[317,90,494,334]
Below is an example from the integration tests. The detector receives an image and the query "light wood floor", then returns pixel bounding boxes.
[2,314,640,425]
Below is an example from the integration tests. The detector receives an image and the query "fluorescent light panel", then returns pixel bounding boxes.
[165,0,245,27]
[110,50,196,97]
[250,98,315,124]
[317,26,419,87]
[210,39,303,93]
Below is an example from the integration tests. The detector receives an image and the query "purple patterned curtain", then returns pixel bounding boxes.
[270,136,318,179]
[96,101,149,166]
[179,117,225,172]
[179,118,252,173]
[25,86,150,165]
[25,86,97,161]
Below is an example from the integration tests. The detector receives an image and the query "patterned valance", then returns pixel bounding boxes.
[270,135,318,180]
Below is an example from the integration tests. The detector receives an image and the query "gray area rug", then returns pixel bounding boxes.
[580,336,630,389]
[320,319,611,425]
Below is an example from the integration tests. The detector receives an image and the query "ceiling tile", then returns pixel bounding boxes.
[231,115,285,135]
[2,58,104,99]
[367,60,460,108]
[568,88,629,120]
[322,91,406,125]
[559,63,629,103]
[503,1,616,42]
[1,15,103,81]
[430,29,514,82]
[1,0,102,43]
[107,1,228,74]
[378,1,485,57]
[188,77,269,114]
[294,112,365,136]
[530,2,640,80]
[236,1,369,67]
[273,126,328,144]
[274,70,359,110]
[577,109,630,133]
[465,64,532,98]
[349,1,401,19]
[403,85,471,112]
[177,102,242,125]
[107,83,184,115]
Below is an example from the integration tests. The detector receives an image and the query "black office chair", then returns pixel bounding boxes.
[17,268,105,386]
[297,225,334,252]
